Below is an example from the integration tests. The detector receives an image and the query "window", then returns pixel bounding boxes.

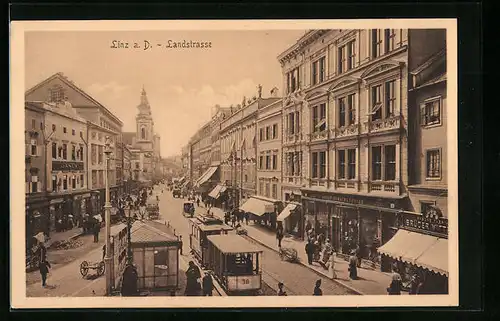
[72,176,76,189]
[80,174,84,187]
[372,145,396,181]
[63,175,68,190]
[91,144,97,165]
[31,177,38,193]
[79,131,83,137]
[52,143,57,159]
[98,145,103,164]
[40,122,43,130]
[71,145,76,161]
[265,183,270,198]
[319,57,325,83]
[141,127,146,139]
[265,127,270,140]
[244,174,248,182]
[30,139,37,156]
[384,29,396,53]
[312,104,326,132]
[266,155,271,170]
[339,97,346,127]
[426,149,441,178]
[80,146,84,161]
[52,176,57,192]
[272,124,278,139]
[272,184,278,199]
[371,85,382,121]
[287,67,300,93]
[385,80,396,117]
[259,181,264,195]
[63,127,67,134]
[371,146,382,180]
[272,154,278,170]
[311,57,326,85]
[347,149,356,179]
[62,144,67,160]
[52,124,56,132]
[385,145,396,180]
[420,201,436,215]
[259,156,264,170]
[421,98,441,126]
[311,151,326,179]
[338,150,346,179]
[288,113,295,135]
[339,41,356,74]
[72,129,75,136]
[259,128,264,141]
[31,119,36,130]
[49,86,64,102]
[312,60,318,85]
[348,94,356,125]
[371,29,382,58]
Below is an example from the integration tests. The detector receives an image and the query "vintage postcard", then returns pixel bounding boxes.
[10,19,458,308]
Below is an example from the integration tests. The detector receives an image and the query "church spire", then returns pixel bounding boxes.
[138,86,151,115]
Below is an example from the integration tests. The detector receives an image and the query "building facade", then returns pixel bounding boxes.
[278,29,411,257]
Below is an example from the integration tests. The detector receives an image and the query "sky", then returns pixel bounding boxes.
[25,30,307,157]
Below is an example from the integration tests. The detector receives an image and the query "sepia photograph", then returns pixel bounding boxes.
[10,19,458,308]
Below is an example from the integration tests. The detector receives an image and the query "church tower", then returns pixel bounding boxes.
[136,86,154,152]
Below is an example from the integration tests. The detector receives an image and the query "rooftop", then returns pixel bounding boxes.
[207,234,262,254]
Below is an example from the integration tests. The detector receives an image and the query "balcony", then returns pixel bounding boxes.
[310,178,327,187]
[364,115,401,134]
[369,181,399,193]
[283,176,303,186]
[335,123,359,139]
[335,180,357,190]
[309,130,328,142]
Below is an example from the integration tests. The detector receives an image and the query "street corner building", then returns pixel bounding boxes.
[182,28,450,294]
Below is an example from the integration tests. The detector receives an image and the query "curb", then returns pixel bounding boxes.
[244,234,365,296]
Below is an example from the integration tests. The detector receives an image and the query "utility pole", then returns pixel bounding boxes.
[104,137,112,295]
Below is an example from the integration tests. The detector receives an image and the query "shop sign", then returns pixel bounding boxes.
[52,161,84,171]
[305,193,364,205]
[400,212,448,237]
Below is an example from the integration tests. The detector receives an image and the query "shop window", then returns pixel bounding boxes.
[80,174,84,187]
[420,97,441,126]
[426,149,441,178]
[63,175,68,190]
[420,201,436,215]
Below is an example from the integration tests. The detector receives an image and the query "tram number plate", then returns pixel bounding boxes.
[241,278,250,285]
[228,276,255,290]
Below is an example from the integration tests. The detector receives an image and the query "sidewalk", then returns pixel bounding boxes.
[44,227,85,249]
[202,205,401,295]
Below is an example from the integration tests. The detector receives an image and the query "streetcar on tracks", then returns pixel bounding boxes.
[205,234,263,295]
[188,214,233,267]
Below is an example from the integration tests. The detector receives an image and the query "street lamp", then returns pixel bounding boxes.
[104,137,112,296]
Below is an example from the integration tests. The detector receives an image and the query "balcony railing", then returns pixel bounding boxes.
[364,115,401,133]
[284,133,303,144]
[310,178,327,187]
[283,175,302,186]
[369,181,398,193]
[335,180,357,189]
[335,123,359,138]
[309,130,328,142]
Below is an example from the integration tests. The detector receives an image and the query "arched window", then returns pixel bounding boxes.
[141,127,146,140]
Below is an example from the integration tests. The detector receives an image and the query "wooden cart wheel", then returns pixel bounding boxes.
[80,261,89,277]
[97,261,105,276]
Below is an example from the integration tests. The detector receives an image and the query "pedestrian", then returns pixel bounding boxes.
[387,266,403,295]
[355,245,362,268]
[348,250,358,280]
[179,235,183,255]
[185,261,202,296]
[39,259,51,287]
[93,221,100,243]
[313,279,323,296]
[277,282,287,296]
[327,252,337,279]
[38,241,47,262]
[102,244,106,261]
[276,228,284,248]
[196,198,200,207]
[231,214,237,227]
[244,212,249,225]
[409,273,422,295]
[202,272,213,296]
[305,240,314,265]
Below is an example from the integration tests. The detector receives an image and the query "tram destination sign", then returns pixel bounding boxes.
[52,161,84,171]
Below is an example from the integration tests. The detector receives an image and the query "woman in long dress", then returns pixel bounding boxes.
[327,252,337,279]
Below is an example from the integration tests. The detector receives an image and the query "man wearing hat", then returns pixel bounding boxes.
[277,282,287,296]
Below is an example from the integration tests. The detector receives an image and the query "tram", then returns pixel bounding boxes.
[205,234,263,295]
[188,214,233,267]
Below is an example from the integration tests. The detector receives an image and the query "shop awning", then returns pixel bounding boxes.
[378,229,448,275]
[277,203,297,221]
[415,238,448,276]
[208,184,227,199]
[195,166,218,187]
[239,197,274,217]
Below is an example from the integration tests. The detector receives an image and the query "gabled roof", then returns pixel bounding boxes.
[130,221,179,244]
[410,48,446,75]
[25,72,123,126]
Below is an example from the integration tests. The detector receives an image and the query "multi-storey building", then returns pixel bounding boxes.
[25,72,124,219]
[25,102,49,240]
[24,100,89,231]
[220,90,281,209]
[180,144,191,180]
[279,29,411,257]
[122,143,132,193]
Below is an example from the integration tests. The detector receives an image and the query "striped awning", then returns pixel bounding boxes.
[208,184,227,199]
[195,166,218,187]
